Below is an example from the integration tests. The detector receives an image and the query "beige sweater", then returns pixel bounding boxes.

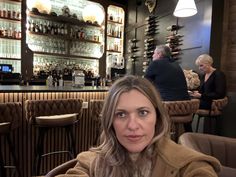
[56,137,221,177]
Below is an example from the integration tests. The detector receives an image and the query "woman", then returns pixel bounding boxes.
[56,75,220,177]
[191,54,226,109]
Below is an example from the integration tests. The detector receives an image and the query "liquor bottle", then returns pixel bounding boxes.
[166,25,184,31]
[166,38,183,43]
[144,38,154,43]
[129,38,138,43]
[166,34,184,39]
[171,51,182,56]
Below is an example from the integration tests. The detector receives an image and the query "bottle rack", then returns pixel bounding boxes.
[106,5,125,78]
[128,38,139,62]
[0,0,21,73]
[166,23,184,60]
[143,15,158,73]
[26,11,104,59]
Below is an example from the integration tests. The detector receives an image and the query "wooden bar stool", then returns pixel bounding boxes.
[25,99,83,176]
[194,97,228,134]
[0,102,22,177]
[163,99,200,142]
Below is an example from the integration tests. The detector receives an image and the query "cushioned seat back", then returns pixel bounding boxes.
[25,99,83,124]
[90,100,104,122]
[211,97,228,115]
[196,97,228,116]
[179,132,236,168]
[0,102,22,132]
[163,99,200,116]
[163,99,199,123]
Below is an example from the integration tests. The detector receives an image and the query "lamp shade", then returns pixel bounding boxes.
[173,0,197,17]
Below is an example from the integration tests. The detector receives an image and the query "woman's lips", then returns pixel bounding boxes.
[126,135,143,142]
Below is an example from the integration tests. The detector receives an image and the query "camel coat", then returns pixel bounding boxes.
[56,137,221,177]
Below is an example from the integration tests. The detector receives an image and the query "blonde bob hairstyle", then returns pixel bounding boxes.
[195,54,213,66]
[90,75,170,177]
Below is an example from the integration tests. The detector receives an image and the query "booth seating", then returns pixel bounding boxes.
[89,100,104,145]
[194,97,228,133]
[0,102,22,177]
[179,132,236,177]
[163,99,200,141]
[25,99,83,176]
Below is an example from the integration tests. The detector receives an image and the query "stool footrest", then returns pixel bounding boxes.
[41,151,73,158]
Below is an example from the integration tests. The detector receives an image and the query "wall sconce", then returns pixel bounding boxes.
[173,0,197,17]
[27,0,51,14]
[82,4,105,25]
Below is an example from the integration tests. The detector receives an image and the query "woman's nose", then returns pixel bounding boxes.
[127,115,139,130]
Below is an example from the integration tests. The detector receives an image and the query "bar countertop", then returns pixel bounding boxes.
[0,85,110,92]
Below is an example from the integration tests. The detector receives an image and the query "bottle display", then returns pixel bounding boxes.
[143,15,158,73]
[33,54,99,80]
[166,23,184,60]
[26,0,105,78]
[106,5,125,77]
[0,0,21,73]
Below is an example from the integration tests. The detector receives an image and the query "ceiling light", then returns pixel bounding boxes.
[173,0,197,17]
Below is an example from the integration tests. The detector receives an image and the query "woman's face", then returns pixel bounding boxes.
[113,89,157,153]
[198,62,210,74]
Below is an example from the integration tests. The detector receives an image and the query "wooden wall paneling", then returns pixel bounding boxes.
[222,0,236,91]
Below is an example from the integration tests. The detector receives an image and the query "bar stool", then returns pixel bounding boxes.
[0,102,22,177]
[89,100,104,146]
[194,97,228,134]
[25,98,83,176]
[163,99,200,142]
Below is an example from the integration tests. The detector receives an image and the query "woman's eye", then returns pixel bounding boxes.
[115,112,126,118]
[139,110,148,117]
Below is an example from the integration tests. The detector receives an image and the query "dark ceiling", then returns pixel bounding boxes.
[110,0,127,6]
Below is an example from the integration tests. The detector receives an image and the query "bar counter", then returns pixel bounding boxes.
[0,85,110,92]
[0,85,108,177]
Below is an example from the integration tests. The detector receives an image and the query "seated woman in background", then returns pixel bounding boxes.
[190,54,226,109]
[56,75,220,177]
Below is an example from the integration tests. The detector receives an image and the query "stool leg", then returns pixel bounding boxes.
[174,123,179,142]
[6,134,22,177]
[0,147,6,177]
[195,115,201,132]
[65,125,75,158]
[33,127,46,176]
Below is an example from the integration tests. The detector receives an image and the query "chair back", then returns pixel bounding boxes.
[25,99,83,124]
[163,99,200,123]
[211,97,228,115]
[179,132,236,168]
[196,97,228,116]
[0,102,22,133]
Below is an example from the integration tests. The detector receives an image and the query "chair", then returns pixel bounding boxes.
[163,99,200,141]
[179,132,236,177]
[45,158,77,177]
[25,98,83,176]
[194,97,228,133]
[0,102,22,177]
[89,100,104,146]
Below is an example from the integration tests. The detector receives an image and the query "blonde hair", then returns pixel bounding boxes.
[195,54,213,66]
[90,75,170,177]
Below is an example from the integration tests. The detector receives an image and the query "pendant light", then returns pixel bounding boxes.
[173,0,197,17]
